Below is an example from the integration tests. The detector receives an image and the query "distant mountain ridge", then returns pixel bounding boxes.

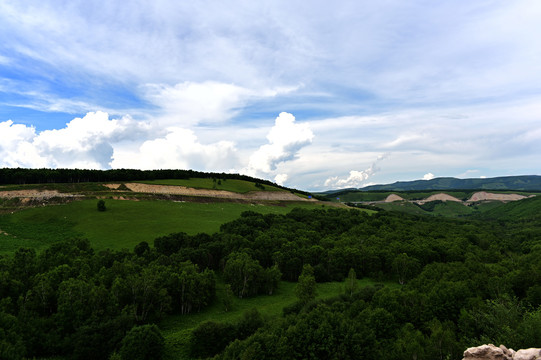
[359,175,541,191]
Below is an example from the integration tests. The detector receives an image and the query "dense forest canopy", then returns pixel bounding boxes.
[1,202,540,359]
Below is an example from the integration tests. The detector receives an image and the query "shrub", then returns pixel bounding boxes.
[97,200,106,212]
[119,324,164,360]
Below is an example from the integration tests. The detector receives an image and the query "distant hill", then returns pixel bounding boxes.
[358,175,541,191]
[479,195,541,221]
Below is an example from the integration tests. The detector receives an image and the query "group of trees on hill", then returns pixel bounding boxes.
[1,207,541,359]
[0,168,310,195]
[0,239,214,359]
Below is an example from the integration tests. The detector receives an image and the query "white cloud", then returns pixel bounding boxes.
[274,173,288,186]
[422,173,435,180]
[324,154,389,189]
[32,111,149,169]
[0,120,43,167]
[142,82,252,127]
[243,112,314,177]
[113,127,238,171]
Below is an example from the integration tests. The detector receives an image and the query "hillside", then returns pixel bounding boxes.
[358,175,541,191]
[479,195,541,221]
[0,176,330,254]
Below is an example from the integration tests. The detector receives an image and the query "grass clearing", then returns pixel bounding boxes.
[136,178,285,193]
[160,277,399,360]
[0,199,329,254]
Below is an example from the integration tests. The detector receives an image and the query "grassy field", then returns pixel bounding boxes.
[160,277,400,360]
[0,199,328,254]
[136,178,285,193]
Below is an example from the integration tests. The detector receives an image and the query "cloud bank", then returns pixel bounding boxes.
[0,111,315,183]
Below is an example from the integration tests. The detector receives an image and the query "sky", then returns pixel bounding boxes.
[1,0,540,191]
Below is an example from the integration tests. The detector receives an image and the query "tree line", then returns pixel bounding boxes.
[0,168,309,195]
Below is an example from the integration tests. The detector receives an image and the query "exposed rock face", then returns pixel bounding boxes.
[514,348,541,360]
[463,344,514,360]
[463,345,541,360]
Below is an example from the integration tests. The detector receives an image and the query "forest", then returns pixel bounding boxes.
[1,203,541,359]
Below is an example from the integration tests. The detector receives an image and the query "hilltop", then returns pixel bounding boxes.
[356,175,541,191]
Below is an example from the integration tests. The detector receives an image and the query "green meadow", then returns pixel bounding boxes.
[137,178,285,193]
[161,277,399,360]
[0,199,326,254]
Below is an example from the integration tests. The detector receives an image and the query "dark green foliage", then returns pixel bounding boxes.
[190,308,264,358]
[134,241,150,257]
[2,200,541,359]
[97,200,106,212]
[223,252,280,298]
[295,264,317,305]
[344,268,358,297]
[189,321,237,358]
[119,324,164,360]
[0,310,26,360]
[0,238,215,359]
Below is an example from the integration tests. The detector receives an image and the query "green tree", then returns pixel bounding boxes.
[222,284,234,312]
[344,268,358,297]
[223,252,263,298]
[97,200,106,212]
[119,324,164,360]
[0,311,26,360]
[189,321,236,358]
[392,253,420,285]
[295,264,317,305]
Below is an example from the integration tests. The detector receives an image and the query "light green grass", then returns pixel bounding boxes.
[0,200,328,254]
[136,178,285,193]
[160,277,399,360]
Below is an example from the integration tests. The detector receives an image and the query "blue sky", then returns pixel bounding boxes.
[1,1,540,191]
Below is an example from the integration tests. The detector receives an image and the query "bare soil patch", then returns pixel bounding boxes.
[467,191,529,202]
[0,189,81,199]
[124,183,314,202]
[103,184,121,190]
[419,193,462,204]
[385,194,405,202]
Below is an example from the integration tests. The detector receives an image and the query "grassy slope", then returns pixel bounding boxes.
[479,195,541,220]
[0,199,327,254]
[161,278,400,360]
[137,178,285,193]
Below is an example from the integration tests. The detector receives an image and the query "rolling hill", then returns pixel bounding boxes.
[356,175,541,192]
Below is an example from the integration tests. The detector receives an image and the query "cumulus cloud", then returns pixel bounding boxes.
[0,112,145,168]
[0,120,42,167]
[324,154,389,189]
[274,174,288,186]
[112,127,238,171]
[422,173,435,180]
[0,111,246,172]
[243,112,314,182]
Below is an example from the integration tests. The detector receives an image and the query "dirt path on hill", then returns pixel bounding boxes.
[123,183,315,202]
[0,189,80,199]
